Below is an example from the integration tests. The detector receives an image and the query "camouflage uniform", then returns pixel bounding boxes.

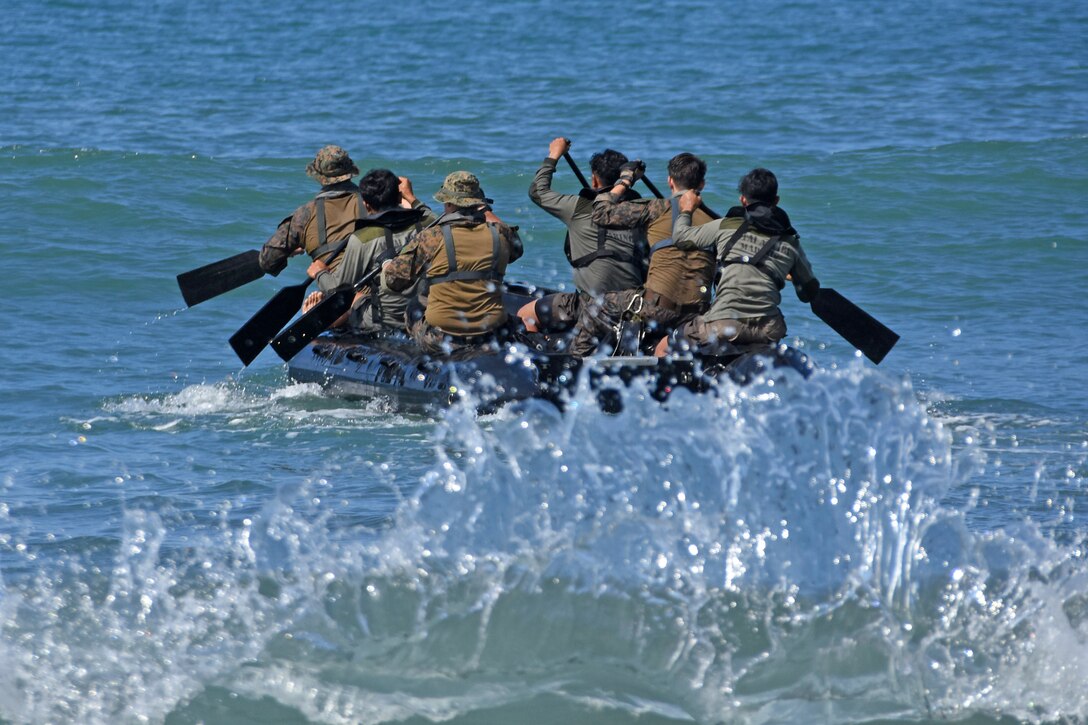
[383,172,523,356]
[258,145,362,276]
[528,158,648,331]
[569,191,714,357]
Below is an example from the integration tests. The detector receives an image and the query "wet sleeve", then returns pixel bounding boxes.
[591,194,662,229]
[316,235,368,293]
[412,200,438,226]
[789,240,820,302]
[258,204,310,276]
[528,159,579,225]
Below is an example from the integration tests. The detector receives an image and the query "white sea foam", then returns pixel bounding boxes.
[2,365,1086,724]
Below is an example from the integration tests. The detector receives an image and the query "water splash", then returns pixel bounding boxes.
[2,364,1086,723]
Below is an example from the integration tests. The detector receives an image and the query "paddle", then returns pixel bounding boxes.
[228,241,349,366]
[810,288,899,364]
[562,151,592,189]
[643,172,898,363]
[176,249,264,307]
[270,265,382,362]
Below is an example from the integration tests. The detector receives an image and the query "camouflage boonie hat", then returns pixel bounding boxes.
[306,145,360,185]
[433,171,493,206]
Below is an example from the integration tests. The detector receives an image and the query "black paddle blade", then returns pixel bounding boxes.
[270,286,356,362]
[176,249,263,307]
[228,280,312,366]
[810,287,899,364]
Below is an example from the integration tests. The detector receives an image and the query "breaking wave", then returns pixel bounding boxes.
[2,364,1086,723]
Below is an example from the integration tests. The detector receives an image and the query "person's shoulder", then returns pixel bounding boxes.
[352,226,384,243]
[492,221,520,238]
[414,224,444,242]
[291,197,318,216]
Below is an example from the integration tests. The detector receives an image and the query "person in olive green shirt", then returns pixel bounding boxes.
[658,167,819,356]
[303,169,436,332]
[520,137,646,334]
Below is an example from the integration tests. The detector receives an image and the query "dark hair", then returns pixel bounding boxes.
[359,168,401,210]
[667,153,707,190]
[589,149,629,187]
[738,168,778,203]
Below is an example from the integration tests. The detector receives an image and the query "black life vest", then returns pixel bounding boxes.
[716,204,798,290]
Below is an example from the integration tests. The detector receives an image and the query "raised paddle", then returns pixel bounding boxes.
[176,249,264,307]
[562,151,592,189]
[642,174,898,363]
[228,241,349,366]
[270,265,382,362]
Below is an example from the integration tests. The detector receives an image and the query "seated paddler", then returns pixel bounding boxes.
[259,145,364,277]
[657,167,819,357]
[302,169,437,332]
[381,171,524,356]
[519,137,647,336]
[568,153,716,357]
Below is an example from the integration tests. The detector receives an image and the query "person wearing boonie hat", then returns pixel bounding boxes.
[258,145,366,277]
[431,170,494,207]
[383,171,525,355]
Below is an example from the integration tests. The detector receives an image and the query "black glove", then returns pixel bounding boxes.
[617,160,646,186]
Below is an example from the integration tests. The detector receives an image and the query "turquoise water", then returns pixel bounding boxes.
[2,0,1087,722]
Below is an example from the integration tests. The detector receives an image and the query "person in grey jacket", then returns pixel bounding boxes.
[657,167,820,356]
[302,169,436,332]
[519,137,648,334]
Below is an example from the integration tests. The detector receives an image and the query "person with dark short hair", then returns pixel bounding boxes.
[258,145,365,277]
[567,152,716,357]
[520,138,648,337]
[657,167,819,356]
[301,169,437,332]
[382,171,523,356]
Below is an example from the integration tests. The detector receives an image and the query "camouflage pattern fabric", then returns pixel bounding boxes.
[433,171,493,206]
[569,289,695,358]
[382,219,520,297]
[591,194,671,229]
[670,313,788,354]
[305,145,359,186]
[258,180,360,275]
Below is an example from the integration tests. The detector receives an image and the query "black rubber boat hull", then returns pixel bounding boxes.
[285,283,815,412]
[286,331,815,413]
[286,331,541,413]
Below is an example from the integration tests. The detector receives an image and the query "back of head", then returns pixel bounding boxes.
[590,149,629,187]
[359,168,401,210]
[306,145,359,185]
[738,168,778,203]
[667,153,707,191]
[435,170,493,211]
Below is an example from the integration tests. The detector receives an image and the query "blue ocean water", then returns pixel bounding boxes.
[1,0,1086,722]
